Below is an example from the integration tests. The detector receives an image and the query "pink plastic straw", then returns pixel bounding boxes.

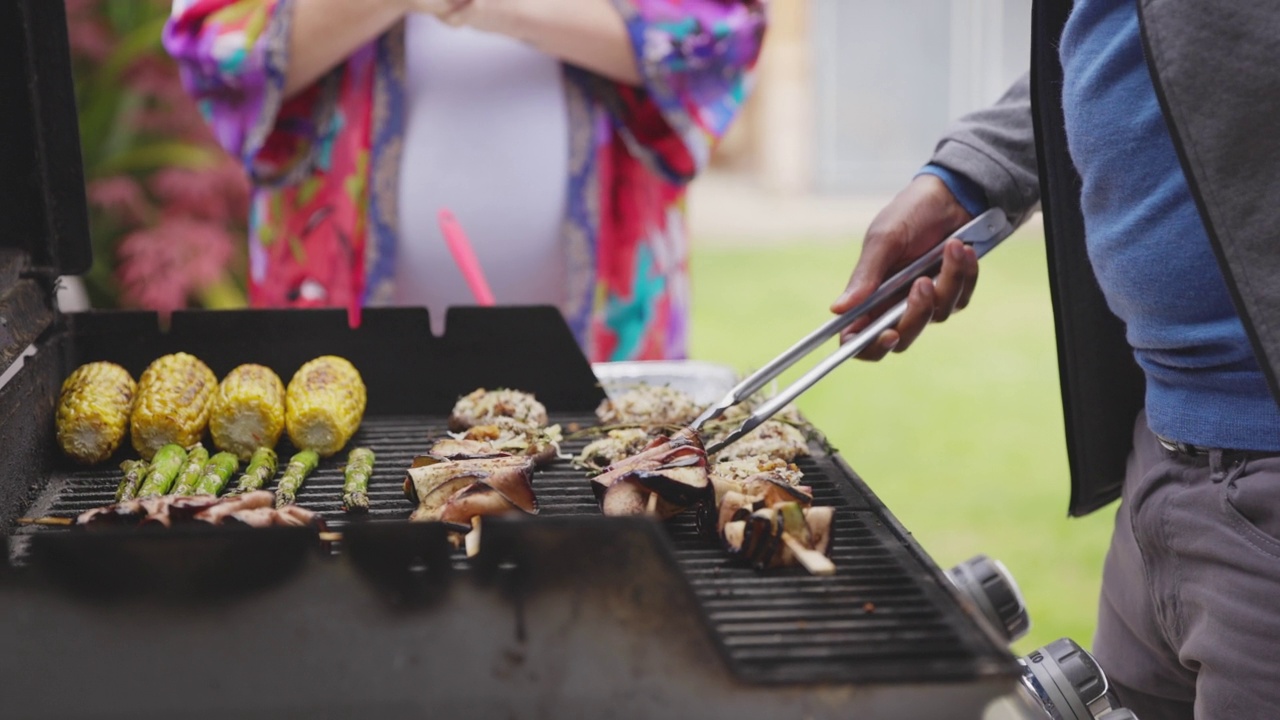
[437,208,496,307]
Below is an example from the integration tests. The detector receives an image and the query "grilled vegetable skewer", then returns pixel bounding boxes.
[229,447,278,495]
[136,444,188,499]
[130,353,217,460]
[275,450,320,508]
[169,444,210,496]
[56,362,137,465]
[194,452,239,496]
[342,447,375,513]
[115,459,149,503]
[209,364,286,461]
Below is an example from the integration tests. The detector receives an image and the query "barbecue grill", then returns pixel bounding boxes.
[0,2,1038,717]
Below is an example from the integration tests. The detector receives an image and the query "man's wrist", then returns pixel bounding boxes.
[916,164,989,218]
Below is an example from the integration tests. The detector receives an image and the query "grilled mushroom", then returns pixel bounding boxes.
[573,428,653,472]
[448,388,548,432]
[595,385,701,427]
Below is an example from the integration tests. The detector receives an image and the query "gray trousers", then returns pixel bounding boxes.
[1092,415,1280,719]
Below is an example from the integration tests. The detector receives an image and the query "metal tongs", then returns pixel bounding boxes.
[694,208,1015,454]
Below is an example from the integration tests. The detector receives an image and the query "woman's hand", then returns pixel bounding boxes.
[831,174,979,360]
[438,0,642,85]
[406,0,472,16]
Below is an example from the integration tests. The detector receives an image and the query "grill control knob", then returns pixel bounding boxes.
[1018,638,1114,720]
[947,554,1030,644]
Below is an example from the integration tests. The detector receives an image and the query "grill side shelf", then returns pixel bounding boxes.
[8,413,1016,688]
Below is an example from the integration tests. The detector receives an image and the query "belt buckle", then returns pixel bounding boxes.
[1157,435,1206,456]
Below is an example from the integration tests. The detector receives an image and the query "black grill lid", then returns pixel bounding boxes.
[0,0,92,279]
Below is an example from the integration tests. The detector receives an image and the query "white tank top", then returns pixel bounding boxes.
[394,15,569,335]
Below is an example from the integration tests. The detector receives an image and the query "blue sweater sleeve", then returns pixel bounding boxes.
[917,164,989,217]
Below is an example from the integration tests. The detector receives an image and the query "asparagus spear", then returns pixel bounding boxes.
[228,447,278,495]
[115,459,149,503]
[274,450,319,508]
[342,447,375,513]
[169,443,210,496]
[193,452,239,496]
[136,444,188,498]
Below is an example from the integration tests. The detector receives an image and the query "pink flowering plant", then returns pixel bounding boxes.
[67,0,248,312]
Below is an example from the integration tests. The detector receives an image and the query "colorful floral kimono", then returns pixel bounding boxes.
[164,0,765,361]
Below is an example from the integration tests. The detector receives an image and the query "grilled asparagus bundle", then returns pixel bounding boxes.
[342,447,375,513]
[229,447,278,495]
[169,443,210,496]
[209,364,286,461]
[136,444,188,499]
[56,362,137,464]
[115,459,149,503]
[194,452,239,496]
[285,356,366,457]
[130,353,217,460]
[275,450,320,508]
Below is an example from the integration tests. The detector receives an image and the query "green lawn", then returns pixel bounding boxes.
[688,228,1116,655]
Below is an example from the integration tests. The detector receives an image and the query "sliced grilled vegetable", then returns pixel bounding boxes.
[169,443,210,496]
[229,446,278,495]
[285,356,366,457]
[194,451,239,496]
[75,491,325,531]
[209,364,286,461]
[115,459,149,503]
[404,455,536,524]
[56,362,137,465]
[342,447,375,513]
[275,449,320,508]
[130,353,217,460]
[591,427,711,519]
[136,443,188,499]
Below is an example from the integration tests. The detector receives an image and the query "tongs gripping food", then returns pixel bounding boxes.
[696,208,1014,455]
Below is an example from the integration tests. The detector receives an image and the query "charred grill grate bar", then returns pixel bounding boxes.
[14,413,982,685]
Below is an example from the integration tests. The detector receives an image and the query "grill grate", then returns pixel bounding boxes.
[14,413,984,684]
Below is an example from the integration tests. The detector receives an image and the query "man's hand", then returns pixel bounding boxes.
[831,174,979,360]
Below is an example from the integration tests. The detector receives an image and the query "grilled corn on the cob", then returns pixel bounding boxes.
[285,356,366,457]
[209,364,285,461]
[56,362,138,464]
[130,352,217,460]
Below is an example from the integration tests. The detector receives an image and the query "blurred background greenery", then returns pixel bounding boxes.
[689,226,1115,655]
[67,0,248,312]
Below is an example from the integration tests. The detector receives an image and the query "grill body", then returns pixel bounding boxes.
[0,307,1020,718]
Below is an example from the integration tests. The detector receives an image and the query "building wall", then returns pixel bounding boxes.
[719,0,1031,196]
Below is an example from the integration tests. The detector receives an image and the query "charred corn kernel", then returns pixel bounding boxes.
[130,352,217,460]
[285,356,366,457]
[56,362,137,464]
[209,364,285,461]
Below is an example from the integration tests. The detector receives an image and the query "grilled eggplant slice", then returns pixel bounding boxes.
[591,427,712,519]
[431,420,561,466]
[405,455,536,523]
